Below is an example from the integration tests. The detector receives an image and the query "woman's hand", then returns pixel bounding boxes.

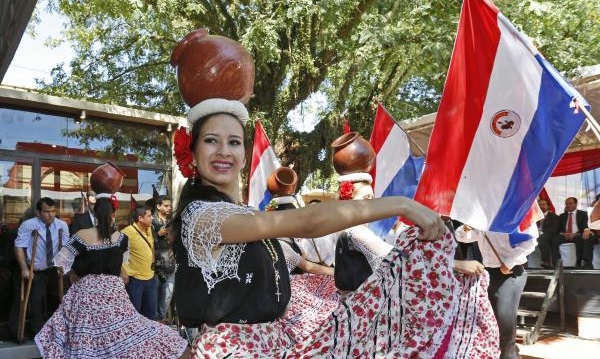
[454,260,485,276]
[400,200,447,241]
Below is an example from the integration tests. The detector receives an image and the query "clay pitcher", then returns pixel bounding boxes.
[170,28,255,107]
[331,132,376,175]
[267,167,298,196]
[90,161,125,194]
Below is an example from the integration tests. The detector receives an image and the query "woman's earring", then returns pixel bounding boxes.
[191,175,196,186]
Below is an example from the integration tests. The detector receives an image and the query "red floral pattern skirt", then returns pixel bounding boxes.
[282,273,339,342]
[191,227,480,358]
[35,274,187,359]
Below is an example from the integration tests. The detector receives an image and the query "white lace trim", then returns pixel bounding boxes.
[278,239,303,273]
[346,225,393,271]
[53,247,76,274]
[182,200,254,293]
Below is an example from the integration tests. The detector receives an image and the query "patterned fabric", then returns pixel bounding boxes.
[35,274,187,359]
[190,227,463,358]
[446,271,500,359]
[278,239,303,272]
[280,274,339,342]
[182,201,253,293]
[347,225,393,270]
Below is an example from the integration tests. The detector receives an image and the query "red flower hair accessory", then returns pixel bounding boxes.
[109,195,119,211]
[173,126,196,178]
[339,181,354,200]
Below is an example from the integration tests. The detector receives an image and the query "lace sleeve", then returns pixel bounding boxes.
[181,200,254,293]
[278,240,303,273]
[53,243,77,274]
[347,225,394,271]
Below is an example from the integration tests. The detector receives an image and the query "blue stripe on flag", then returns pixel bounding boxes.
[370,156,425,238]
[257,189,273,211]
[490,55,587,239]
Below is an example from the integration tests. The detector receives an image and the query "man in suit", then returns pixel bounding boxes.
[70,191,96,234]
[553,197,593,268]
[536,198,560,268]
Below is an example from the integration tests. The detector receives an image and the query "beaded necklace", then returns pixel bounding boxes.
[261,239,281,302]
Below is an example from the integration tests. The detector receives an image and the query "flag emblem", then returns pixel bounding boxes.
[490,110,521,138]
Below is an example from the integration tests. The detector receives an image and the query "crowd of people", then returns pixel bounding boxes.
[4,28,598,359]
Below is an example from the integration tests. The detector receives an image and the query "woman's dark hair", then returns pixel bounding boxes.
[170,112,247,244]
[95,197,116,240]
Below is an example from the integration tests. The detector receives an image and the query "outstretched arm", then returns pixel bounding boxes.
[299,259,334,276]
[221,197,445,244]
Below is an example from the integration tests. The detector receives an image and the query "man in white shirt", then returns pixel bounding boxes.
[455,225,536,359]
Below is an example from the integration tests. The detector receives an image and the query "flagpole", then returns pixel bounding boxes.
[573,98,600,141]
[483,232,512,274]
[377,102,427,156]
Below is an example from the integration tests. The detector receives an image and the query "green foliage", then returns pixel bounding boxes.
[37,0,600,186]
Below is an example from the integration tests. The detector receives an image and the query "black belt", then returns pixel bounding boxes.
[486,264,525,276]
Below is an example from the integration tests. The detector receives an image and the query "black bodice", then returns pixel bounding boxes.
[174,238,291,328]
[70,233,128,277]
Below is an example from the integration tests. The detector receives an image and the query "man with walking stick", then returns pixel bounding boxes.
[9,197,69,341]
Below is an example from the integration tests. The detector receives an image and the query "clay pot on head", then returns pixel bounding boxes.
[331,131,376,175]
[170,28,255,107]
[267,167,298,197]
[90,161,125,194]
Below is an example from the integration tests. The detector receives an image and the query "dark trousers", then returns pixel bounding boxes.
[127,275,158,320]
[537,233,555,264]
[9,267,60,337]
[551,235,597,267]
[487,266,527,359]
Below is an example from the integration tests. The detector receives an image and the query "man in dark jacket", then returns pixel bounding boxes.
[70,191,96,234]
[554,197,592,268]
[536,198,560,268]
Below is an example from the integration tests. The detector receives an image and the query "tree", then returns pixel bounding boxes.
[39,0,600,185]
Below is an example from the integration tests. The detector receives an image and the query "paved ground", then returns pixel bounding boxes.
[519,334,600,359]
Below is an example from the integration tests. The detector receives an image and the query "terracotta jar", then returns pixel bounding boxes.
[331,131,375,175]
[267,167,298,197]
[170,28,255,107]
[90,161,125,194]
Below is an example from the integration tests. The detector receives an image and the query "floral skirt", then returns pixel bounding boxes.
[35,274,187,359]
[446,271,500,359]
[191,227,472,358]
[282,273,340,342]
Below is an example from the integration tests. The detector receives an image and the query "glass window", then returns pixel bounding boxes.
[0,160,33,230]
[0,107,170,165]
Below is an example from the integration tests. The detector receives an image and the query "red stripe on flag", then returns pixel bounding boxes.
[249,120,273,180]
[414,0,501,214]
[369,104,396,191]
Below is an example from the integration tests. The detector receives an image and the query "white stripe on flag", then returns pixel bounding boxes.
[248,148,280,208]
[450,18,543,229]
[374,126,411,197]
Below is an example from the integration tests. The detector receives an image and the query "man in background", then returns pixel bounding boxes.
[152,195,176,322]
[121,204,158,320]
[536,198,560,268]
[10,198,69,338]
[70,190,97,234]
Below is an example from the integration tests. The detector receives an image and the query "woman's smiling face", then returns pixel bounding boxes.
[192,113,245,194]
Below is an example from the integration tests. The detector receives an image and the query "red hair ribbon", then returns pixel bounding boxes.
[109,195,119,211]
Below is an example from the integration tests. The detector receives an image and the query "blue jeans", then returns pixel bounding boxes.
[157,271,175,320]
[127,275,158,320]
